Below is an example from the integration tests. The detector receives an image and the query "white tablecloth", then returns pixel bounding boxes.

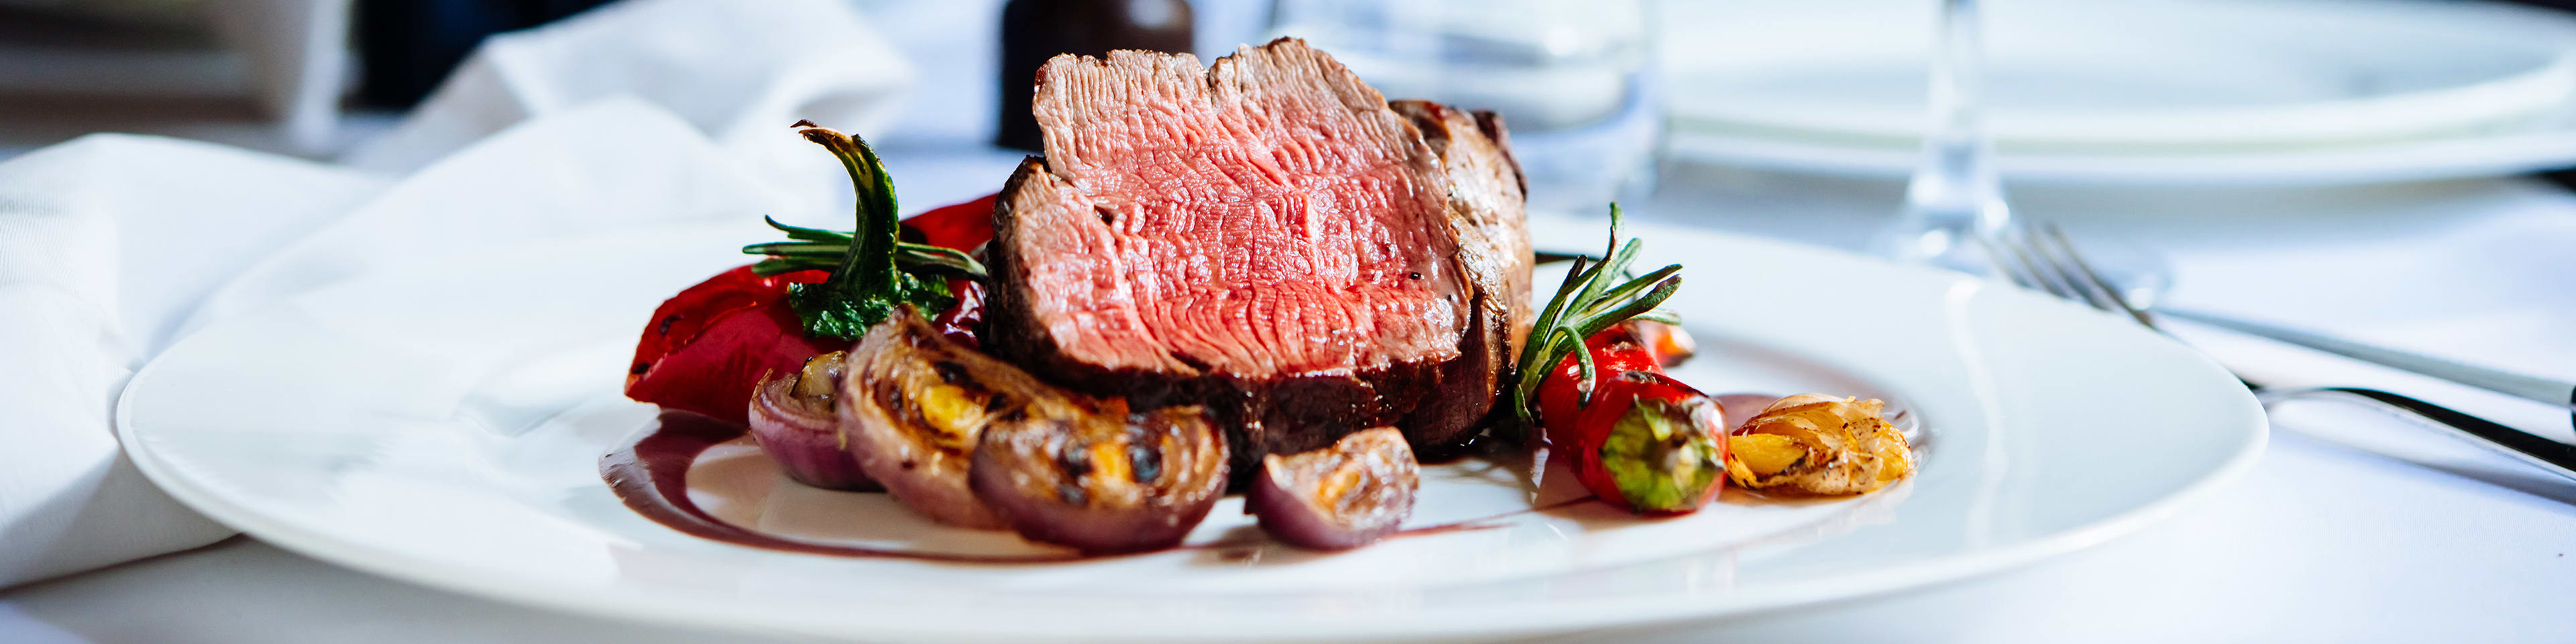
[5,1,2574,641]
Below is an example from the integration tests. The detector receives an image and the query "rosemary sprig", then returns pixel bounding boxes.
[761,215,855,243]
[743,223,988,279]
[1497,204,1683,443]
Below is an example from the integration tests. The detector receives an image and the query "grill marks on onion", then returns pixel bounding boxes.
[971,398,1228,553]
[841,309,1029,530]
[835,307,1230,549]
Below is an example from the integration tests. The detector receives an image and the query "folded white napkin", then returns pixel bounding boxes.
[0,97,801,589]
[0,136,388,587]
[0,0,913,588]
[193,97,788,333]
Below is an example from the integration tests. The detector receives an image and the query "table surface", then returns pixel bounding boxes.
[6,2,2575,641]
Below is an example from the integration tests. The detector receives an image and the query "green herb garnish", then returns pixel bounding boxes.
[747,121,986,340]
[1499,204,1682,441]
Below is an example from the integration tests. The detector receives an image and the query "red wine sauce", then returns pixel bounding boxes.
[603,411,1576,562]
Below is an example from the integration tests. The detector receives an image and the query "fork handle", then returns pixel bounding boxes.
[2170,309,2576,413]
[2272,386,2576,483]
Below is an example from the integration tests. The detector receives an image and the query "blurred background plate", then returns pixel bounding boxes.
[1662,0,2576,183]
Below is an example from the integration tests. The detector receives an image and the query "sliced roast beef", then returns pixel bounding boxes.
[986,38,1532,470]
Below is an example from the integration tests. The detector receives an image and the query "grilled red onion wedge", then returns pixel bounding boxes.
[971,401,1228,553]
[838,307,1037,529]
[747,351,882,490]
[1248,427,1419,551]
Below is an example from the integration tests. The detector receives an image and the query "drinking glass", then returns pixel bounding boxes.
[1269,0,1660,217]
[1877,0,2007,274]
[1875,0,2168,302]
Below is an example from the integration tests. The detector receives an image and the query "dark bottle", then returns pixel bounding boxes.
[997,0,1195,151]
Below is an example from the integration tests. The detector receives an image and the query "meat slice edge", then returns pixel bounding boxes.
[1391,101,1535,448]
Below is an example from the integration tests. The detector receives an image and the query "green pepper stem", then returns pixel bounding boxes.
[1599,398,1724,513]
[796,124,902,303]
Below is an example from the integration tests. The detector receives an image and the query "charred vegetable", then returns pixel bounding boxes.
[1248,427,1419,551]
[841,305,1230,547]
[838,307,1030,529]
[1725,394,1914,495]
[1506,206,1728,515]
[747,351,881,490]
[971,400,1228,553]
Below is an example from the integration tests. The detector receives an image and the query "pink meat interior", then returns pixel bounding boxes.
[1015,43,1462,377]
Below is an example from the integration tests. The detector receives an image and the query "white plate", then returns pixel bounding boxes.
[1662,0,2576,184]
[117,218,2265,642]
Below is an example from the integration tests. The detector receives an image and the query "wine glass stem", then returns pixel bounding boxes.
[1897,0,2008,259]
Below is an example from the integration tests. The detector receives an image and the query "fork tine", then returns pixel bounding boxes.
[1968,229,2045,290]
[1994,223,2086,301]
[1978,223,2056,292]
[2020,223,2121,313]
[2038,222,2163,332]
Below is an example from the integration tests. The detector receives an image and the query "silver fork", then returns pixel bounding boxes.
[1979,221,2576,483]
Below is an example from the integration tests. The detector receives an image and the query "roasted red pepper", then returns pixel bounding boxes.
[903,193,996,252]
[624,190,999,425]
[625,266,838,425]
[906,193,996,347]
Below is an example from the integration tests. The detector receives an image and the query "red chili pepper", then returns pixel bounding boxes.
[1505,206,1721,515]
[1536,323,1727,515]
[625,266,840,426]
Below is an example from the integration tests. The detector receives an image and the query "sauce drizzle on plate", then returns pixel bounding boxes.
[602,411,1576,561]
